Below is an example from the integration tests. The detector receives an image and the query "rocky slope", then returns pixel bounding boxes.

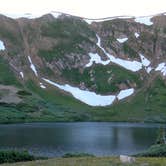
[0,12,166,123]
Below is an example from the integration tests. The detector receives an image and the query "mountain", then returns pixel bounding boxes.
[0,12,166,123]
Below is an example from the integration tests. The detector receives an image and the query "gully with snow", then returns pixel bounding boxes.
[28,56,38,77]
[95,34,143,72]
[19,72,24,79]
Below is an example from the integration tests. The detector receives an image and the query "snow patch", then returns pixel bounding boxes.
[139,54,151,67]
[134,16,153,26]
[42,78,116,106]
[19,72,24,79]
[85,53,110,67]
[40,82,46,89]
[95,34,142,72]
[107,56,142,72]
[117,88,134,100]
[139,54,153,74]
[0,40,5,50]
[155,63,165,71]
[155,63,166,76]
[134,32,140,38]
[117,37,128,43]
[28,56,38,77]
[146,67,153,73]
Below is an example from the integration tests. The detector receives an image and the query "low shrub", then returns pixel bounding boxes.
[135,144,166,157]
[0,150,35,164]
[17,90,32,96]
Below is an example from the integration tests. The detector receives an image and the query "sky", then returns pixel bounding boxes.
[0,0,166,18]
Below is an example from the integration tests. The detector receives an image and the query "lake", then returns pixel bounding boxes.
[0,122,165,157]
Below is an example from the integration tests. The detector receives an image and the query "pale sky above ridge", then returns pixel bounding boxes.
[0,0,166,18]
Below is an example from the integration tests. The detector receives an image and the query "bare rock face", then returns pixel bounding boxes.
[0,12,166,95]
[0,85,22,104]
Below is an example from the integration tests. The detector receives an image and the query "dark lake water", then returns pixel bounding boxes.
[0,122,165,157]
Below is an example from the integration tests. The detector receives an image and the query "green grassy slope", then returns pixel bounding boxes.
[21,76,166,123]
[1,71,166,123]
[0,57,20,86]
[103,77,166,122]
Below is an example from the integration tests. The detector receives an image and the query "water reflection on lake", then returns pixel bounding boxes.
[0,122,165,157]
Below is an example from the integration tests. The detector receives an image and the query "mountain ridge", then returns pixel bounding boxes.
[0,12,166,123]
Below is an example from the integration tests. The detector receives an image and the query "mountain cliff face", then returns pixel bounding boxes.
[0,12,166,123]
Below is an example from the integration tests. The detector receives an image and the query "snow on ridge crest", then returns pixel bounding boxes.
[3,11,62,19]
[3,13,43,19]
[134,16,153,26]
[51,11,62,18]
[84,16,133,24]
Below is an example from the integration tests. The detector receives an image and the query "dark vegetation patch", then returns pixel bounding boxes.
[123,43,138,58]
[17,90,32,96]
[62,64,142,94]
[0,57,20,86]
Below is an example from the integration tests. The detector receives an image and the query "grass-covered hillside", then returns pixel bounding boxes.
[2,157,166,166]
